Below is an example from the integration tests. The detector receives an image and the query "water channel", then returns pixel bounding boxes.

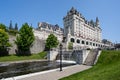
[0,60,76,79]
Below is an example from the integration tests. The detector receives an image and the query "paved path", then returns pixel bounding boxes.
[10,65,92,80]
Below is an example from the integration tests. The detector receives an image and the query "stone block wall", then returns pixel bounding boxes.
[8,35,45,54]
[30,37,45,54]
[9,35,17,54]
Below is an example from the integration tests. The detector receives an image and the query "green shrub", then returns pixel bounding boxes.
[45,34,59,50]
[0,29,11,56]
[15,23,35,55]
[68,42,73,50]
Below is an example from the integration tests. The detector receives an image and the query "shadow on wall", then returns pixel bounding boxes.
[0,49,9,56]
[15,49,31,56]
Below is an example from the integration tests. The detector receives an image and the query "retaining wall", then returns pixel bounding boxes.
[8,35,45,54]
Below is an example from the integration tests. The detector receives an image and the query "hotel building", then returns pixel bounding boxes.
[33,7,113,49]
[63,7,102,48]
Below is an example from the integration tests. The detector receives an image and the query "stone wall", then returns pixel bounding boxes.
[9,35,17,54]
[47,50,58,61]
[30,37,45,54]
[9,35,45,54]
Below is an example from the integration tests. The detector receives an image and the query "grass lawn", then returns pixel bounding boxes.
[0,51,47,62]
[60,50,120,80]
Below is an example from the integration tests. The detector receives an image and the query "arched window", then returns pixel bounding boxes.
[96,44,98,46]
[76,39,80,43]
[93,43,95,46]
[82,40,85,44]
[70,38,75,43]
[86,41,88,45]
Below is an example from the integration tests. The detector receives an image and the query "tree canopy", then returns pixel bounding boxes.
[45,34,59,50]
[0,29,10,49]
[0,23,7,31]
[0,27,11,56]
[15,23,35,55]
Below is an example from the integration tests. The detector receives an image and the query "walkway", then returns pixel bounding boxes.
[6,65,91,80]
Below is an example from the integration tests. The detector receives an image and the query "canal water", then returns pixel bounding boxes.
[0,61,75,79]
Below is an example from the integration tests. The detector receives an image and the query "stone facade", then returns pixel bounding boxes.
[34,22,63,42]
[33,7,113,49]
[63,7,103,49]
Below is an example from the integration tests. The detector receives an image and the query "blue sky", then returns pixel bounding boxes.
[0,0,120,43]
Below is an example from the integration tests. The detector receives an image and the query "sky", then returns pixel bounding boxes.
[0,0,120,43]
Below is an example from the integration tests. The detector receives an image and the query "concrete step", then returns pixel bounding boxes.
[84,50,98,66]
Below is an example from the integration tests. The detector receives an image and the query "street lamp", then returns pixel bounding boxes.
[59,43,63,71]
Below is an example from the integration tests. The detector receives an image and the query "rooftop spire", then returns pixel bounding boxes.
[96,17,100,27]
[9,20,13,30]
[96,17,99,23]
[67,7,80,16]
[71,7,75,11]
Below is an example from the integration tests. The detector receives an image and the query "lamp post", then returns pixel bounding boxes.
[59,43,63,71]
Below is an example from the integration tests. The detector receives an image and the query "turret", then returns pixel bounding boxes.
[9,20,13,30]
[96,17,100,27]
[67,7,80,16]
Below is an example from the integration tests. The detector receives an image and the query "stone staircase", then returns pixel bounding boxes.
[84,49,99,66]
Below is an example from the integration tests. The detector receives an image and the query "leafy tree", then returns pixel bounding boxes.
[68,42,73,50]
[0,23,7,31]
[0,29,11,56]
[45,34,59,50]
[15,23,35,55]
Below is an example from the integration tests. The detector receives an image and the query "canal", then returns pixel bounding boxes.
[0,60,75,79]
